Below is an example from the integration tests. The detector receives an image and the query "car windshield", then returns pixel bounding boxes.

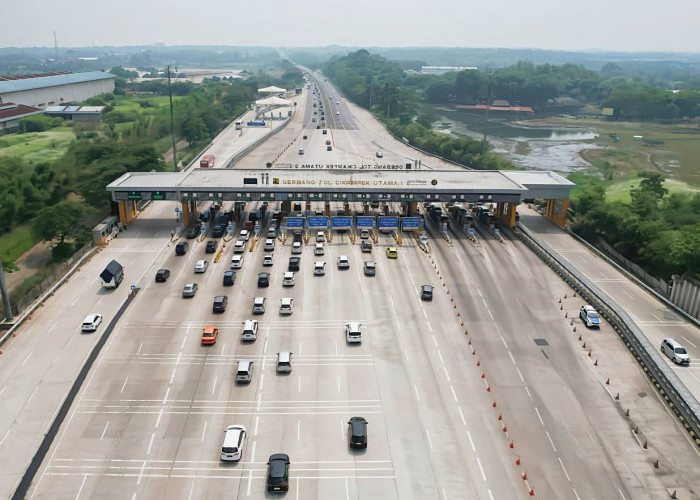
[588,311,599,319]
[222,446,238,453]
[675,347,687,354]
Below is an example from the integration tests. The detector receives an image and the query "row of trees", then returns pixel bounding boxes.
[570,172,700,280]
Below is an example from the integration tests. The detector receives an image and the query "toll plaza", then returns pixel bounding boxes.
[106,168,574,230]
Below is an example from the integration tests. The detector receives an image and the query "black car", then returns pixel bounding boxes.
[293,230,303,243]
[213,295,228,313]
[155,268,171,282]
[347,416,368,449]
[288,257,300,272]
[186,224,200,239]
[258,272,270,288]
[223,271,236,286]
[205,240,217,253]
[199,211,210,222]
[266,454,290,492]
[175,241,189,255]
[421,285,434,301]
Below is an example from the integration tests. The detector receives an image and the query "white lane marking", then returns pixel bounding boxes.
[525,386,533,400]
[443,366,451,382]
[71,296,80,306]
[169,368,177,385]
[476,457,487,481]
[147,433,155,454]
[425,429,433,451]
[458,407,466,426]
[652,314,663,322]
[681,336,697,348]
[508,351,516,364]
[450,385,458,403]
[618,488,627,499]
[211,376,218,395]
[559,457,571,481]
[155,409,163,428]
[259,373,265,393]
[427,322,433,333]
[0,385,5,396]
[335,340,338,356]
[337,376,341,393]
[187,480,196,500]
[74,474,87,500]
[546,431,557,451]
[246,469,253,496]
[297,420,301,440]
[220,342,226,355]
[623,290,633,299]
[100,421,110,440]
[162,388,170,404]
[431,334,437,346]
[516,368,525,383]
[466,430,476,452]
[501,336,508,349]
[488,490,494,500]
[136,460,147,485]
[0,429,11,447]
[298,376,302,393]
[254,416,259,436]
[27,385,39,404]
[574,488,582,500]
[437,349,444,364]
[345,477,350,500]
[21,351,33,365]
[534,407,544,426]
[441,488,447,500]
[120,378,128,394]
[181,336,187,349]
[487,309,494,320]
[251,441,256,463]
[299,342,303,356]
[403,348,410,361]
[200,421,207,442]
[137,342,143,355]
[413,384,420,402]
[422,309,428,320]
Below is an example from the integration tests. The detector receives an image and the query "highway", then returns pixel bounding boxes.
[1,74,699,499]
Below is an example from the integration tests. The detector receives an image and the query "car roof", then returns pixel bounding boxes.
[84,313,100,321]
[339,255,348,259]
[254,296,265,303]
[281,298,293,304]
[347,322,361,330]
[315,261,325,266]
[284,271,294,276]
[269,453,290,462]
[214,295,226,301]
[184,282,196,288]
[203,325,217,333]
[277,351,292,361]
[238,360,253,368]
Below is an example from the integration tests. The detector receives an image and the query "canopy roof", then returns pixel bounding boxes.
[258,85,286,93]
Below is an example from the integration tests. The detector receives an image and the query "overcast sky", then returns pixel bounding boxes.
[3,0,699,53]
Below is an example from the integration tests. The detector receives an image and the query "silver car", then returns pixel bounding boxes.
[194,260,209,273]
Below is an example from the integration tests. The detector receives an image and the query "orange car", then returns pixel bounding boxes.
[202,325,219,345]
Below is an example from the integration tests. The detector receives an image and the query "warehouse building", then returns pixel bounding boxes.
[0,71,116,109]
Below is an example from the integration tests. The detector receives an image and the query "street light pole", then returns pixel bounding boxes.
[167,65,178,171]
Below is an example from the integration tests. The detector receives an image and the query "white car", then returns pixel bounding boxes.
[337,255,350,269]
[336,110,340,115]
[316,231,326,243]
[241,320,258,341]
[360,229,370,240]
[314,243,324,255]
[282,272,296,287]
[220,425,247,461]
[231,255,243,269]
[292,241,302,254]
[579,305,601,328]
[234,240,246,253]
[194,260,209,273]
[346,322,362,344]
[263,254,274,267]
[264,239,275,251]
[81,313,103,332]
[239,229,250,241]
[280,298,294,315]
[314,261,326,276]
[376,151,383,158]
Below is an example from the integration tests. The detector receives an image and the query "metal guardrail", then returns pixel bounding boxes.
[515,222,700,446]
[224,117,292,169]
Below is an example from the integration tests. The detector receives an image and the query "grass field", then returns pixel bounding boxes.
[0,128,75,163]
[0,226,37,270]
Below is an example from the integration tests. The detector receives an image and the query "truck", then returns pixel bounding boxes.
[100,260,124,288]
[247,120,266,127]
[199,154,215,168]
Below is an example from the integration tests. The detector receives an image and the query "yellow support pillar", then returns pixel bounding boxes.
[504,203,517,228]
[117,200,138,224]
[181,201,192,226]
[544,198,569,228]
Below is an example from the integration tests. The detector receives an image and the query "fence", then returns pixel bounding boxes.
[670,275,700,321]
[9,242,93,317]
[595,238,670,297]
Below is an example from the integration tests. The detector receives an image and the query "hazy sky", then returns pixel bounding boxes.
[3,0,699,53]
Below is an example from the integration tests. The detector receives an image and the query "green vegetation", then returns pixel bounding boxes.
[0,226,36,271]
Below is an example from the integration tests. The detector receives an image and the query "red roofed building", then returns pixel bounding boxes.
[0,102,43,134]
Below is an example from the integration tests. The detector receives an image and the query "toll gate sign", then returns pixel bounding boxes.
[285,217,304,229]
[356,216,375,228]
[401,217,421,230]
[331,216,352,229]
[308,216,329,228]
[378,216,399,230]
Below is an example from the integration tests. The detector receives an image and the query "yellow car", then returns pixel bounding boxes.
[386,247,398,259]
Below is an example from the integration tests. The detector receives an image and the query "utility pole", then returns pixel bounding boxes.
[167,65,178,171]
[0,260,13,321]
[482,70,493,155]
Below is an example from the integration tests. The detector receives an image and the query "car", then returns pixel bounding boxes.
[267,228,277,239]
[182,283,198,297]
[252,297,266,315]
[361,240,372,253]
[234,240,246,253]
[579,305,601,328]
[363,261,376,276]
[213,295,228,313]
[322,129,328,135]
[336,100,340,105]
[175,241,189,255]
[288,256,301,271]
[81,313,103,332]
[336,110,340,115]
[264,239,275,251]
[421,285,434,301]
[314,243,324,255]
[386,247,398,259]
[199,211,210,222]
[347,416,368,449]
[283,272,296,287]
[360,229,370,240]
[292,241,302,254]
[326,145,332,151]
[236,360,254,383]
[346,322,362,344]
[231,255,243,269]
[280,298,294,315]
[337,255,350,269]
[239,229,250,241]
[260,253,273,267]
[205,240,217,253]
[186,225,200,239]
[201,325,219,345]
[293,230,303,243]
[241,320,258,341]
[258,272,270,287]
[155,268,170,282]
[276,352,293,373]
[661,338,690,365]
[266,453,290,492]
[316,231,326,243]
[220,425,247,461]
[376,151,383,158]
[223,270,236,286]
[314,261,326,276]
[194,260,209,273]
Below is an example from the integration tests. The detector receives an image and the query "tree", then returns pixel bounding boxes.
[33,201,91,246]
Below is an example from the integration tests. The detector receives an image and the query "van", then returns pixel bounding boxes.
[276,352,293,373]
[236,360,254,383]
[252,297,266,314]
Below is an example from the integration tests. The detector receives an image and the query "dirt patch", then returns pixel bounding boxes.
[3,242,53,294]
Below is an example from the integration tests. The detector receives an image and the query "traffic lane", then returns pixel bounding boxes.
[442,232,669,497]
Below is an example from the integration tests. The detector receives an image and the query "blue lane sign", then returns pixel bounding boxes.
[227,223,234,235]
[285,217,304,228]
[175,207,180,213]
[356,216,375,228]
[130,285,136,291]
[200,224,207,234]
[331,216,352,229]
[378,216,399,229]
[401,217,421,230]
[308,216,329,228]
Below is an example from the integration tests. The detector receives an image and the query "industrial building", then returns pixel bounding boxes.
[0,71,116,109]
